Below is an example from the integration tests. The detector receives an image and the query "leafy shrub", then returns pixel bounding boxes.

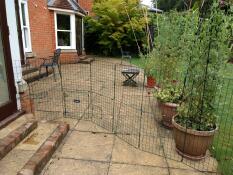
[85,0,147,55]
[154,85,182,103]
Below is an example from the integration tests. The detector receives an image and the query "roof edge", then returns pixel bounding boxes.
[47,0,87,15]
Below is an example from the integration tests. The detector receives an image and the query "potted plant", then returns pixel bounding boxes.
[152,12,184,128]
[144,59,157,88]
[172,2,231,160]
[142,53,158,88]
[147,76,156,88]
[154,85,182,128]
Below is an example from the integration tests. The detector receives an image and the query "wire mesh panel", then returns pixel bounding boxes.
[89,60,116,131]
[30,80,64,121]
[88,59,223,174]
[213,77,233,175]
[63,90,90,120]
[23,59,64,121]
[15,58,232,175]
[91,93,114,132]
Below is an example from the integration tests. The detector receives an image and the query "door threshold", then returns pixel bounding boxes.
[0,110,25,130]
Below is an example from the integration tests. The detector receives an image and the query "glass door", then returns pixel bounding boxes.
[0,27,10,106]
[0,1,17,121]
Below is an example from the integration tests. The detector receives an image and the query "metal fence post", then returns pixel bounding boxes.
[112,64,117,133]
[138,72,146,148]
[90,61,93,120]
[59,63,66,118]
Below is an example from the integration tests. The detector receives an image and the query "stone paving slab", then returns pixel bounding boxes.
[167,159,194,170]
[53,118,79,129]
[112,138,167,168]
[108,163,169,175]
[42,158,109,175]
[75,120,111,133]
[58,131,114,162]
[169,168,206,175]
[116,133,139,147]
[139,135,164,155]
[0,149,34,175]
[40,120,213,175]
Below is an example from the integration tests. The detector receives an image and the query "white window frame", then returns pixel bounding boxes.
[19,0,32,53]
[54,12,76,50]
[82,18,85,51]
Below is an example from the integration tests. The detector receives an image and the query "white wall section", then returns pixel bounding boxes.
[5,0,23,109]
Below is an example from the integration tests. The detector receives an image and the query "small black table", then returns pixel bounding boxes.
[121,68,140,86]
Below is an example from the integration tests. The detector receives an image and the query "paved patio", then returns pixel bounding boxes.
[25,58,218,174]
[40,119,208,175]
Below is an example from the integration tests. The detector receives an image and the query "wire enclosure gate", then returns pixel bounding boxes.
[18,58,232,175]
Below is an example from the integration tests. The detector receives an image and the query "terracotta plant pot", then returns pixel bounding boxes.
[172,116,217,160]
[147,76,156,88]
[157,101,178,129]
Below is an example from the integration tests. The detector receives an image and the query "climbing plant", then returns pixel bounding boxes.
[176,0,232,131]
[154,11,186,86]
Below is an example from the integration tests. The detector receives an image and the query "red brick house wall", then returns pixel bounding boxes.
[28,0,55,58]
[78,0,94,15]
[27,0,79,64]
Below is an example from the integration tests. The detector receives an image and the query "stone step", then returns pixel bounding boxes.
[78,57,95,64]
[22,67,38,76]
[22,61,55,83]
[0,111,25,130]
[18,123,69,175]
[79,55,88,60]
[0,117,37,160]
[0,117,69,175]
[23,68,53,83]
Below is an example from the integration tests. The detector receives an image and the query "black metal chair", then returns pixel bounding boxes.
[39,49,61,81]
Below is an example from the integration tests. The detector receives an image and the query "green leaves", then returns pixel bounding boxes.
[149,1,232,131]
[154,85,182,103]
[154,11,185,86]
[155,0,199,11]
[85,0,147,55]
[177,1,232,131]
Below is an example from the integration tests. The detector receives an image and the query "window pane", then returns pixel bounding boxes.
[23,28,28,48]
[57,32,71,46]
[0,25,10,106]
[57,14,70,30]
[21,3,26,26]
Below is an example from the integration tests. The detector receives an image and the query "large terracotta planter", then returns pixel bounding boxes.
[147,76,156,88]
[172,116,217,160]
[157,101,178,129]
